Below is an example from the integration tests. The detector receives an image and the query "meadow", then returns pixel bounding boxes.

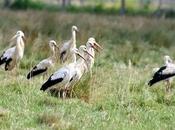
[1,9,175,130]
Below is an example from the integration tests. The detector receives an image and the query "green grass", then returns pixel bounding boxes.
[1,10,175,129]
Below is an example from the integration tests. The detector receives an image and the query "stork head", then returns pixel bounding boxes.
[164,55,173,64]
[49,40,59,55]
[72,25,79,32]
[72,48,86,61]
[16,30,25,37]
[79,45,94,58]
[49,40,58,49]
[11,30,25,42]
[86,37,102,52]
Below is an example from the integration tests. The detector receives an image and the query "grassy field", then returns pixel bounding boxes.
[1,10,175,130]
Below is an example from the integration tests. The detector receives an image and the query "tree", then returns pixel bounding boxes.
[3,0,11,7]
[62,0,66,8]
[158,0,162,11]
[120,0,125,15]
[80,0,84,6]
[60,0,71,8]
[67,0,71,6]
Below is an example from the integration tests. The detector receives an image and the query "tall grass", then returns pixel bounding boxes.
[1,10,175,129]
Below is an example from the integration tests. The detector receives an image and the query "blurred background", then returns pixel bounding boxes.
[1,0,175,17]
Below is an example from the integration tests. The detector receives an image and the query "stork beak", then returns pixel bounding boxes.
[92,45,99,52]
[84,50,94,58]
[53,44,59,49]
[94,42,103,51]
[75,52,86,61]
[10,34,18,41]
[76,52,89,66]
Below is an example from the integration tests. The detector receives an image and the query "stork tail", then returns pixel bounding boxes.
[40,77,63,91]
[148,79,156,86]
[27,67,47,79]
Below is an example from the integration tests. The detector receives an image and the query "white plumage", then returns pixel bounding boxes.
[40,47,86,92]
[27,40,58,79]
[67,45,94,92]
[59,25,79,64]
[148,55,175,92]
[84,37,102,74]
[1,47,15,61]
[0,30,25,71]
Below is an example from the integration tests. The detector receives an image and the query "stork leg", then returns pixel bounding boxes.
[62,90,67,99]
[65,88,71,98]
[59,89,67,99]
[61,83,71,99]
[165,80,171,93]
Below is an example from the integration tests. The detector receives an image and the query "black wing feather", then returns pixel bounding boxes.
[148,66,175,86]
[0,57,7,66]
[40,75,64,91]
[5,58,12,71]
[27,66,47,79]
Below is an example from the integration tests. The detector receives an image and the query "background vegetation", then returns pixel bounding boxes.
[2,0,175,17]
[1,0,175,130]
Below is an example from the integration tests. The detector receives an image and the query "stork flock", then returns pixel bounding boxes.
[0,26,102,98]
[1,26,175,98]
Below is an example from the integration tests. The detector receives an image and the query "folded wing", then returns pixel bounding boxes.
[27,59,53,79]
[148,65,175,86]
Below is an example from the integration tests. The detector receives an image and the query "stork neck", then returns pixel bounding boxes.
[88,47,95,57]
[71,30,76,46]
[51,47,55,56]
[86,44,95,57]
[77,52,85,65]
[72,54,77,64]
[16,36,24,51]
[50,47,58,62]
[76,57,87,74]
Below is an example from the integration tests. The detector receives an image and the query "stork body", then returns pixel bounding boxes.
[148,56,175,92]
[27,40,58,79]
[68,46,93,89]
[40,48,85,93]
[60,45,94,98]
[0,31,25,71]
[40,63,76,91]
[60,26,79,64]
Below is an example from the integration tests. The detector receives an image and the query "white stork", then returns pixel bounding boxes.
[65,45,94,97]
[27,40,59,79]
[84,37,102,75]
[148,55,175,92]
[59,25,79,64]
[0,30,25,71]
[40,48,86,92]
